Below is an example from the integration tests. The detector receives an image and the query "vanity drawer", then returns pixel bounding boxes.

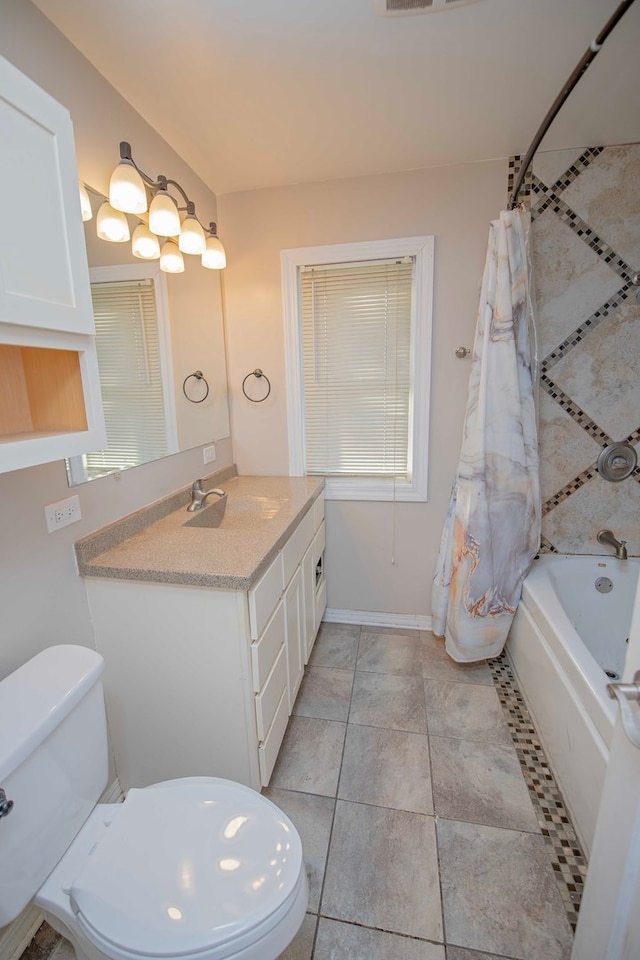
[249,552,284,639]
[258,687,289,786]
[255,644,287,742]
[251,599,285,692]
[313,494,325,532]
[282,508,314,585]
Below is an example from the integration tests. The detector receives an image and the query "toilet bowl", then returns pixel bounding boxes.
[0,646,308,960]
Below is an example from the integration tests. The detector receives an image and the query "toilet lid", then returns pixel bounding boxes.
[69,779,304,958]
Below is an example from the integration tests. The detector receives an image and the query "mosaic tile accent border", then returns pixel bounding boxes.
[538,375,611,445]
[489,653,588,931]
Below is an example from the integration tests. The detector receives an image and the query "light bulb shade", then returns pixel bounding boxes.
[178,216,206,255]
[96,201,130,242]
[160,241,184,273]
[109,160,148,214]
[79,181,92,221]
[202,235,227,269]
[132,223,161,260]
[149,191,181,236]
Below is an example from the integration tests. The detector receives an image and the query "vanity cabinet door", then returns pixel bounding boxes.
[0,56,94,335]
[284,565,304,712]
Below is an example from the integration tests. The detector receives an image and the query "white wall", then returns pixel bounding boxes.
[219,161,507,618]
[0,0,233,678]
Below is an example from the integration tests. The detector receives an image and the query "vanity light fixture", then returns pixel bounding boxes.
[202,223,227,270]
[96,200,130,242]
[148,180,181,237]
[131,223,161,260]
[178,203,206,255]
[103,141,227,269]
[79,181,92,222]
[109,143,148,214]
[160,240,185,273]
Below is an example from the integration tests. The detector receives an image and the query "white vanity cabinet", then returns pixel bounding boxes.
[0,55,105,472]
[84,494,326,793]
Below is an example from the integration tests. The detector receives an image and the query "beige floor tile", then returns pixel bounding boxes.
[437,819,573,959]
[424,679,511,744]
[322,800,443,941]
[263,787,335,912]
[310,623,360,670]
[350,671,427,733]
[292,666,354,722]
[421,633,494,685]
[430,736,539,832]
[277,913,318,960]
[338,723,433,814]
[315,918,445,960]
[357,630,423,676]
[270,716,346,796]
[446,947,517,960]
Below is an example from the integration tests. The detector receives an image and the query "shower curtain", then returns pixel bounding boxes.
[431,207,540,663]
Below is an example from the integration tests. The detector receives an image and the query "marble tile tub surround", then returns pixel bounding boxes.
[22,624,584,960]
[74,465,324,589]
[508,144,640,557]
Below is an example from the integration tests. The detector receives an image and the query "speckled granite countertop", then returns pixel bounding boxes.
[75,467,324,590]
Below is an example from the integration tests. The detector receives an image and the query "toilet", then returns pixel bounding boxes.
[0,645,308,960]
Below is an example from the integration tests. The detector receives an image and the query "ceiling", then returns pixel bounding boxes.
[33,0,640,196]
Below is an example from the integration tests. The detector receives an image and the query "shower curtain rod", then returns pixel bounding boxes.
[508,0,637,209]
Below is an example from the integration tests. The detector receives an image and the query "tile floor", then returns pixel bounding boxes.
[23,623,585,960]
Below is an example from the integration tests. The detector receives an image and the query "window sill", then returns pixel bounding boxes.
[321,476,428,502]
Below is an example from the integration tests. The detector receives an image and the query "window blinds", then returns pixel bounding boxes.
[300,258,413,479]
[85,279,169,478]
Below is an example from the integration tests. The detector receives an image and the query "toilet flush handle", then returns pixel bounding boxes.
[0,788,14,820]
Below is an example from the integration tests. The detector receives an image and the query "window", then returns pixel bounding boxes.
[66,264,177,484]
[282,236,433,500]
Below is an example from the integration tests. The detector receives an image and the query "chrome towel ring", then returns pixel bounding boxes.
[242,368,271,402]
[183,370,210,403]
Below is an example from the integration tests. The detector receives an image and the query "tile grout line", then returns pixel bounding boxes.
[489,652,588,933]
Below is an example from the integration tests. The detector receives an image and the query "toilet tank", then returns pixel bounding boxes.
[0,645,108,926]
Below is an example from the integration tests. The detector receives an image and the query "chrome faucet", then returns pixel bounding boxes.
[187,479,226,512]
[597,529,628,560]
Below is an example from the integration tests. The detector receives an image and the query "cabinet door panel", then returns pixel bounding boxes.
[285,566,304,712]
[248,552,284,639]
[255,645,287,742]
[258,689,289,787]
[282,508,314,585]
[251,599,285,692]
[0,56,93,335]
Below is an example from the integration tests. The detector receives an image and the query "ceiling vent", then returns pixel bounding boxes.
[374,0,485,15]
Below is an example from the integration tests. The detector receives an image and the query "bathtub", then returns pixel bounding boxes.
[506,554,639,855]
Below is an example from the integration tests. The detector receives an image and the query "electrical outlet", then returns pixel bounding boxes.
[45,495,82,533]
[203,444,216,464]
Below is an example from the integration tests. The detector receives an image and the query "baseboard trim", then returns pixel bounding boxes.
[0,906,42,960]
[323,608,432,631]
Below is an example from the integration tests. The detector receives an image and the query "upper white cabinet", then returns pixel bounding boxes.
[0,55,105,473]
[0,56,93,334]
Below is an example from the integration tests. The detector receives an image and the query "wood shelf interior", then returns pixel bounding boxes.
[0,343,88,438]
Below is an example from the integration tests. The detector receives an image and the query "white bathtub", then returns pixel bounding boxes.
[506,554,639,855]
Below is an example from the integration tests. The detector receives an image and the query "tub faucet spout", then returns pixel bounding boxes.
[597,529,628,560]
[187,479,226,512]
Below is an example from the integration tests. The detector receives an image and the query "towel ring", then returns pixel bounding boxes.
[242,368,271,402]
[182,370,210,403]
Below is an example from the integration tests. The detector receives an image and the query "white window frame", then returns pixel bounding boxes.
[282,235,434,501]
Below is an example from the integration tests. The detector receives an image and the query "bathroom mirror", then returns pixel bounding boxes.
[66,186,230,485]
